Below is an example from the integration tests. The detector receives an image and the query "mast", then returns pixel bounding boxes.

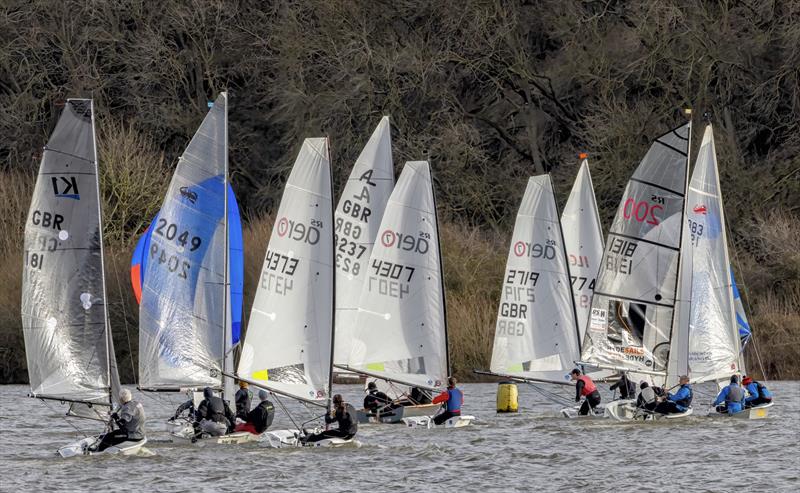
[326,135,336,410]
[430,162,450,377]
[89,99,114,407]
[666,109,693,385]
[550,174,583,357]
[222,92,232,400]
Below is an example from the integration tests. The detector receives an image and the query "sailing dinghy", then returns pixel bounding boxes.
[136,93,249,443]
[686,124,772,420]
[577,121,695,421]
[234,138,350,448]
[22,99,146,456]
[340,161,475,428]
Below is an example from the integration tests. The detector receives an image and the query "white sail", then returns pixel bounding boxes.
[561,159,604,341]
[333,117,394,364]
[490,175,581,383]
[581,123,691,377]
[685,125,740,383]
[22,99,119,407]
[138,93,229,390]
[238,138,334,404]
[346,161,448,389]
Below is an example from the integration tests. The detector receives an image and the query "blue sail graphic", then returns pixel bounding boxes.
[730,266,751,350]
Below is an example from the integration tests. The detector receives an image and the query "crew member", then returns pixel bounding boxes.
[742,376,773,408]
[571,369,601,415]
[609,373,636,399]
[235,381,252,421]
[655,375,693,414]
[636,381,658,412]
[93,388,146,452]
[304,394,357,443]
[713,375,746,414]
[431,377,463,425]
[195,387,235,436]
[235,390,275,434]
[363,381,390,413]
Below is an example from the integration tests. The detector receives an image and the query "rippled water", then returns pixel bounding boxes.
[1,381,798,492]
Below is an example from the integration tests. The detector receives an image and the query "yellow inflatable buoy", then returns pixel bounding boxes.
[497,382,519,412]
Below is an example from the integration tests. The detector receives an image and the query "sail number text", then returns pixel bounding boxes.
[154,219,202,251]
[260,249,297,295]
[622,196,664,226]
[604,237,637,275]
[368,259,415,298]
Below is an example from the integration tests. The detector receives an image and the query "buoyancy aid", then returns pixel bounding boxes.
[673,385,693,408]
[640,386,657,405]
[577,375,597,396]
[446,388,463,412]
[726,385,744,404]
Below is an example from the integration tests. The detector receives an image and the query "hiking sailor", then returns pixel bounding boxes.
[363,381,390,413]
[304,394,357,443]
[636,381,658,412]
[571,369,601,415]
[713,375,746,414]
[655,375,693,414]
[195,387,235,436]
[91,388,146,452]
[742,376,773,408]
[235,389,275,434]
[431,377,463,425]
[609,373,636,399]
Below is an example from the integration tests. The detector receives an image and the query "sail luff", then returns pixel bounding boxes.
[430,163,450,376]
[326,136,336,409]
[551,175,583,356]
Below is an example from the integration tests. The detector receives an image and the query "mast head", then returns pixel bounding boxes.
[578,152,588,160]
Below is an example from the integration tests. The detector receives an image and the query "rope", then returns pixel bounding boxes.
[41,399,90,439]
[524,382,574,408]
[271,393,303,432]
[110,252,138,385]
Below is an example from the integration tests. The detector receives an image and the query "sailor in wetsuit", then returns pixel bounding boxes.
[654,375,693,414]
[234,381,252,422]
[363,381,390,413]
[609,373,636,400]
[195,387,235,436]
[636,381,658,412]
[713,375,746,414]
[235,389,275,434]
[742,376,773,408]
[92,389,146,452]
[571,369,601,415]
[304,394,357,443]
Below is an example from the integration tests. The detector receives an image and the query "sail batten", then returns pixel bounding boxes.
[22,99,117,406]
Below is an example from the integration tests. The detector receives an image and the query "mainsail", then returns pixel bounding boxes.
[685,125,741,383]
[580,122,691,378]
[333,117,395,364]
[489,175,581,384]
[237,138,334,405]
[561,158,605,341]
[344,161,449,390]
[22,99,120,407]
[138,93,230,391]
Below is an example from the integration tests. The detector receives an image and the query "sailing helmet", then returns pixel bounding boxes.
[203,387,214,399]
[742,376,753,385]
[119,388,132,403]
[258,390,269,401]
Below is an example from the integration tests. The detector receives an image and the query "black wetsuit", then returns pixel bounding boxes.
[305,405,358,442]
[235,388,252,421]
[363,390,390,412]
[247,400,275,433]
[610,375,636,399]
[196,396,235,432]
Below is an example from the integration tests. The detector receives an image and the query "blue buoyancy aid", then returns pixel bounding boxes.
[446,388,463,413]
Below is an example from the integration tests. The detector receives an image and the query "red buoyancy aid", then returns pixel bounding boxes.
[577,375,596,396]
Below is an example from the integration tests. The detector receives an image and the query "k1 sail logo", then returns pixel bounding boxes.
[51,176,79,200]
[693,204,707,215]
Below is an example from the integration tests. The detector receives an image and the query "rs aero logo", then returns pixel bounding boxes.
[693,204,707,215]
[513,240,556,259]
[179,186,198,204]
[277,216,320,245]
[52,176,79,200]
[380,229,429,254]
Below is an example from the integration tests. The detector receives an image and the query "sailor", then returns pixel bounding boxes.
[304,394,358,443]
[195,387,235,436]
[609,373,636,399]
[363,381,390,413]
[93,388,146,452]
[571,369,601,415]
[636,381,658,412]
[655,375,693,414]
[235,389,275,434]
[713,375,746,414]
[431,377,463,425]
[172,398,194,420]
[234,381,252,421]
[742,376,773,408]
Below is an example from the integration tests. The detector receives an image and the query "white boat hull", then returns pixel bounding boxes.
[167,418,257,445]
[561,404,606,419]
[258,429,356,448]
[713,402,773,420]
[402,415,475,429]
[603,400,693,421]
[356,403,441,424]
[58,436,148,458]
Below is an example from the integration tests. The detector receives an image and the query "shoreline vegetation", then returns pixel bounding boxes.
[1,1,798,382]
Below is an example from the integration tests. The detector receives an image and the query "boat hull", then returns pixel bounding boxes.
[603,400,693,421]
[167,418,257,445]
[713,402,773,420]
[356,403,441,424]
[402,415,476,429]
[258,429,356,448]
[58,436,148,458]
